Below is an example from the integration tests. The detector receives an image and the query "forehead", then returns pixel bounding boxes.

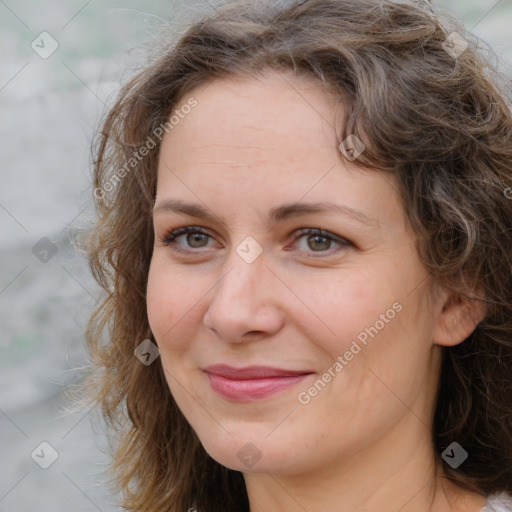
[155,71,405,232]
[159,71,342,181]
[175,72,336,150]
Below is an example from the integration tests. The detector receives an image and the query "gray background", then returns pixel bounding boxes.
[1,1,511,511]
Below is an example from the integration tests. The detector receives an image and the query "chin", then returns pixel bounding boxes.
[197,431,304,475]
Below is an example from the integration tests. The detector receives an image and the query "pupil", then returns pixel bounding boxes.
[309,235,330,251]
[188,233,207,247]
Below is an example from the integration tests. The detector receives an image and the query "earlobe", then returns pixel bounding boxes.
[433,292,487,347]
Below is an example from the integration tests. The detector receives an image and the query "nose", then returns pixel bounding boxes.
[202,249,285,343]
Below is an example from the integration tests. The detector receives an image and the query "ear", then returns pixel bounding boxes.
[433,291,487,347]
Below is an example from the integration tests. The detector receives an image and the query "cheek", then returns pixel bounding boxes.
[315,271,433,411]
[290,266,399,358]
[146,260,168,339]
[146,258,193,350]
[293,261,428,409]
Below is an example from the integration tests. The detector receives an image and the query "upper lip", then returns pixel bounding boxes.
[203,364,314,380]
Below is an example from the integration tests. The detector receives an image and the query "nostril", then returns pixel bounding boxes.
[243,330,265,338]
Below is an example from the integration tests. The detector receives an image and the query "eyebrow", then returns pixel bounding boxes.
[153,199,379,228]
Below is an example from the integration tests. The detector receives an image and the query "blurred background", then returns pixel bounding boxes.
[0,1,511,511]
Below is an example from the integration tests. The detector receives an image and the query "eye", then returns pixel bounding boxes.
[159,225,351,258]
[159,226,216,253]
[290,228,351,258]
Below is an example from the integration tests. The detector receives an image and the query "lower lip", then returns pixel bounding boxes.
[206,373,311,402]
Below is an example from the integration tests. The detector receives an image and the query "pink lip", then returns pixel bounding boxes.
[203,364,314,402]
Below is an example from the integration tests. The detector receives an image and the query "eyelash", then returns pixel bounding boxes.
[158,226,352,258]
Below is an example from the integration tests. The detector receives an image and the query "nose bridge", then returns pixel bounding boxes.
[212,243,267,311]
[203,241,282,339]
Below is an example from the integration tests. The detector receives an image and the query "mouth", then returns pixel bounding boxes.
[202,364,315,402]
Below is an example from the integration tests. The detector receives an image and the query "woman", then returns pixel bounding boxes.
[83,0,512,511]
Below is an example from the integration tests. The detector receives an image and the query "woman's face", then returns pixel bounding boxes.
[147,71,446,476]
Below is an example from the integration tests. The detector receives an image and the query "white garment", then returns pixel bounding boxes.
[482,493,512,512]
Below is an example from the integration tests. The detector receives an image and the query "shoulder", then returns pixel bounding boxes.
[482,493,512,512]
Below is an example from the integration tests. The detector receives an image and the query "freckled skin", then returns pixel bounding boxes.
[146,71,487,512]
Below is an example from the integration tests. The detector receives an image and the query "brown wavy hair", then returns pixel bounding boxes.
[81,0,512,510]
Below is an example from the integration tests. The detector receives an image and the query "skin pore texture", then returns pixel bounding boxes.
[146,70,488,512]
